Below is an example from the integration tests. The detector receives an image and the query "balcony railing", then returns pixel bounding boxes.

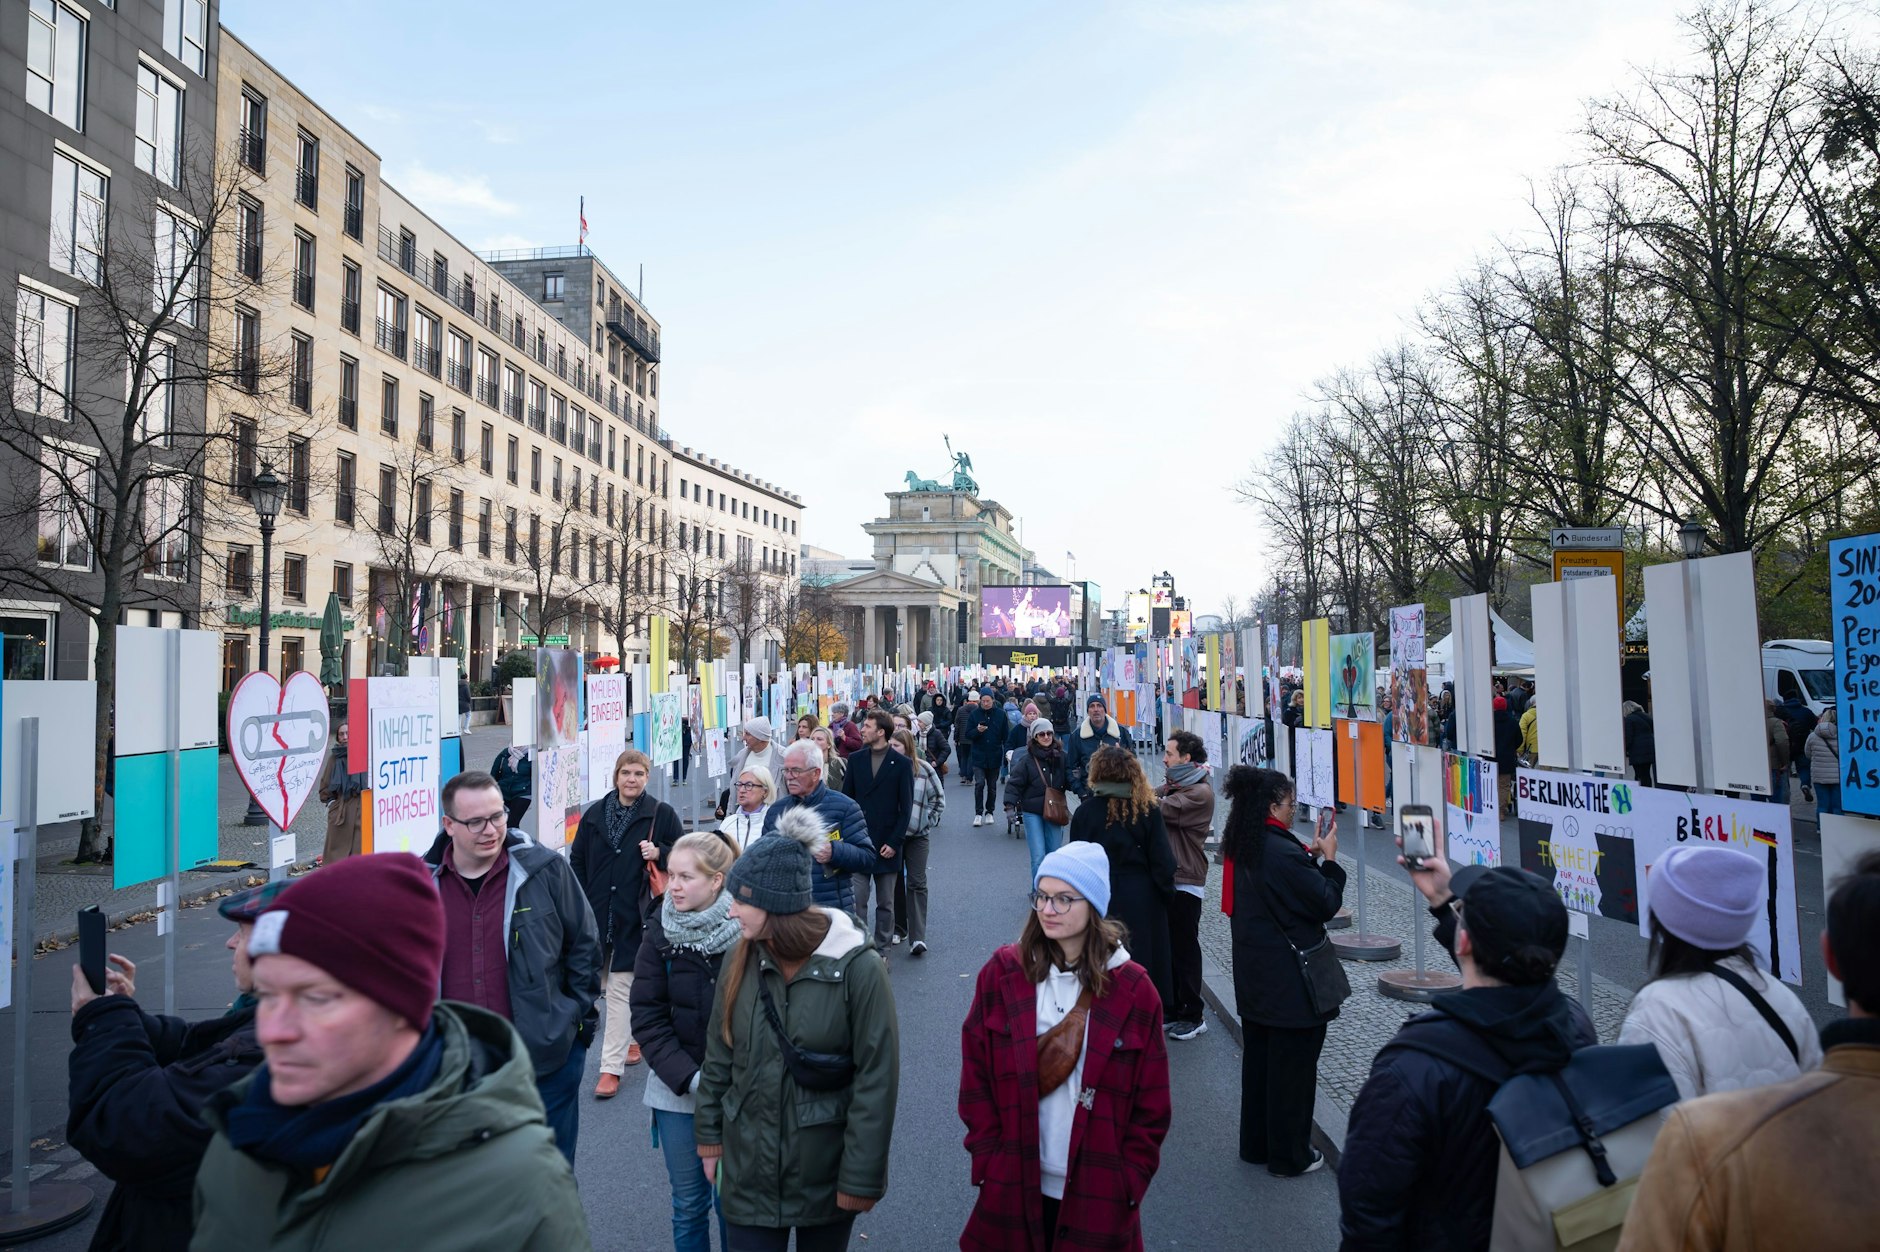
[550,416,566,444]
[344,201,363,240]
[485,303,503,334]
[340,298,360,334]
[527,406,547,433]
[456,279,477,316]
[339,397,357,429]
[239,128,265,173]
[430,261,450,299]
[476,378,499,408]
[295,169,318,209]
[375,319,407,359]
[509,323,526,350]
[292,272,314,309]
[503,392,522,421]
[607,317,661,364]
[447,361,471,392]
[398,241,417,276]
[413,343,440,377]
[376,225,399,267]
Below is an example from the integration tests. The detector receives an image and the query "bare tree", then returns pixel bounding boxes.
[353,436,474,671]
[770,582,848,665]
[719,558,770,668]
[511,472,613,653]
[596,490,673,663]
[1234,412,1335,621]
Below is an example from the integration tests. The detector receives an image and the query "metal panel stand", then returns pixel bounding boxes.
[1330,727,1400,962]
[1378,745,1461,1001]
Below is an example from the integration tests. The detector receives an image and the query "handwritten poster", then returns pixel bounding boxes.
[367,676,440,856]
[1444,752,1501,867]
[586,673,628,803]
[535,744,584,850]
[1389,605,1430,746]
[1232,715,1268,768]
[1831,532,1880,816]
[651,690,683,767]
[1296,727,1336,809]
[1515,768,1680,925]
[1685,794,1800,985]
[705,727,728,779]
[227,670,329,828]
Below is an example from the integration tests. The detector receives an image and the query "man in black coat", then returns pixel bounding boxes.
[66,879,287,1252]
[843,708,914,949]
[1338,860,1594,1251]
[570,747,683,1096]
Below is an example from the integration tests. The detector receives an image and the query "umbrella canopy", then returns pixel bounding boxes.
[319,592,345,687]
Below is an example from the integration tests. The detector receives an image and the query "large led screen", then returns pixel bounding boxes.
[981,586,1073,639]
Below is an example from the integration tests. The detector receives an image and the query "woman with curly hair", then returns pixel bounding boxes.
[1068,746,1177,1011]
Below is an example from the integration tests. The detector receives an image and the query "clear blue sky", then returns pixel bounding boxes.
[225,0,1753,617]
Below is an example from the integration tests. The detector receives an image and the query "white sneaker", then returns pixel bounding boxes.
[974,814,985,827]
[1167,1020,1208,1041]
[910,940,928,957]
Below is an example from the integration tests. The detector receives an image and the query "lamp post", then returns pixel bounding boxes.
[241,461,287,826]
[1677,518,1707,560]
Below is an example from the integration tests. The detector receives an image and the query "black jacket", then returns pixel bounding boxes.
[490,747,531,803]
[1063,716,1131,797]
[1230,822,1347,1028]
[1493,708,1522,771]
[1337,911,1597,1251]
[422,830,604,1075]
[963,705,1008,770]
[1069,797,1179,1007]
[629,904,731,1099]
[570,795,684,971]
[1003,745,1066,817]
[842,744,914,862]
[924,724,952,765]
[1623,708,1656,767]
[67,997,263,1252]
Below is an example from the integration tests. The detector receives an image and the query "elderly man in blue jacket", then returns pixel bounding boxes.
[1064,694,1133,800]
[761,739,875,915]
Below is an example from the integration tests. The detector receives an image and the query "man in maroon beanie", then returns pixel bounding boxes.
[189,853,591,1251]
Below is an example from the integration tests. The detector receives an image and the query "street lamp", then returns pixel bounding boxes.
[1677,518,1707,560]
[241,460,287,826]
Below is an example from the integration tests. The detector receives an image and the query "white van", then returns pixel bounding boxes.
[1762,640,1834,716]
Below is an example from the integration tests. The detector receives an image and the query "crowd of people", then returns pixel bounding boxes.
[57,667,1880,1251]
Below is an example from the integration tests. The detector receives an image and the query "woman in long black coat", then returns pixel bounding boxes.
[1068,745,1177,1010]
[1221,765,1345,1177]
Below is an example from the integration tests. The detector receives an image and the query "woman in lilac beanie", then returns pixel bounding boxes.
[1617,843,1821,1099]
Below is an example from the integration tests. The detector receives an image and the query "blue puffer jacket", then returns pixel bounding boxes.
[759,783,875,912]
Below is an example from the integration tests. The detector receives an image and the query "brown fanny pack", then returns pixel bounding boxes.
[1036,986,1094,1096]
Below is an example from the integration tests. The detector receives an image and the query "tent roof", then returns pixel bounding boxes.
[1425,609,1535,675]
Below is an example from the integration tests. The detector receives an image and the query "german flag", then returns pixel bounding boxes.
[1752,828,1779,848]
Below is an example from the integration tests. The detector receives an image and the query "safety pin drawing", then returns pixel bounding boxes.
[239,709,329,760]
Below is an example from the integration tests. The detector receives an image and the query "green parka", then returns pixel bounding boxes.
[189,1001,590,1251]
[695,908,900,1229]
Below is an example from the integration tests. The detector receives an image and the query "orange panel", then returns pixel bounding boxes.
[1335,719,1387,812]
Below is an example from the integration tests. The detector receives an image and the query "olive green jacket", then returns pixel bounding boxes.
[695,908,900,1228]
[190,1001,590,1251]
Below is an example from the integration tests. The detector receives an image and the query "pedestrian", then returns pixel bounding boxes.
[1764,698,1791,805]
[190,854,590,1251]
[491,742,533,832]
[631,831,742,1252]
[695,808,900,1251]
[1005,718,1071,881]
[422,771,602,1163]
[1493,696,1521,815]
[718,718,783,820]
[458,674,474,736]
[827,702,864,760]
[1220,766,1345,1177]
[920,709,952,781]
[958,841,1171,1251]
[966,690,1008,825]
[1617,849,1880,1252]
[1157,729,1215,1042]
[955,693,981,788]
[1338,855,1593,1248]
[571,748,684,1097]
[1065,696,1133,801]
[795,713,818,743]
[1069,747,1177,1012]
[1775,688,1818,801]
[720,765,776,851]
[1617,844,1820,1101]
[66,881,283,1252]
[1808,706,1842,816]
[844,709,915,952]
[762,739,876,913]
[1624,699,1657,787]
[319,720,367,864]
[1519,694,1540,765]
[811,726,847,793]
[890,727,943,955]
[1007,701,1042,753]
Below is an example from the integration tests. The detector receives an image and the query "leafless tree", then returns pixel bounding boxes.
[351,437,474,672]
[771,582,849,665]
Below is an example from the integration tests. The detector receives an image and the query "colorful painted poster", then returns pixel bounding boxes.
[1515,768,1678,926]
[535,648,582,749]
[1831,533,1880,815]
[1329,632,1375,721]
[1335,718,1387,812]
[1686,794,1800,985]
[1389,605,1429,746]
[1205,635,1222,710]
[226,670,329,828]
[1220,631,1240,716]
[1232,715,1269,767]
[366,676,441,857]
[1443,752,1500,867]
[705,727,728,779]
[651,690,683,767]
[585,673,628,803]
[1266,624,1282,721]
[1302,618,1332,728]
[1296,727,1336,809]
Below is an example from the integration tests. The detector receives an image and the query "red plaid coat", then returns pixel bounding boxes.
[958,945,1171,1251]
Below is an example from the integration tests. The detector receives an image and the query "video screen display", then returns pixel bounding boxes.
[981,586,1073,640]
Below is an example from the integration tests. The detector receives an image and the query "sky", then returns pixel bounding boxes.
[223,0,1722,619]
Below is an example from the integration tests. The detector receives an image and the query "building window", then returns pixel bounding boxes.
[135,66,183,184]
[50,152,107,282]
[549,392,566,444]
[476,348,499,407]
[162,0,207,75]
[141,473,189,579]
[448,489,463,551]
[338,355,358,429]
[544,272,564,301]
[27,1,86,130]
[528,515,539,565]
[230,417,257,499]
[332,561,353,604]
[287,436,309,514]
[506,436,519,485]
[133,341,174,446]
[530,447,542,493]
[35,454,92,569]
[376,287,407,358]
[398,229,416,275]
[236,196,262,281]
[289,333,311,411]
[225,544,252,594]
[153,209,199,327]
[292,232,315,309]
[343,166,364,240]
[551,456,562,502]
[295,131,319,209]
[413,308,440,377]
[478,498,492,557]
[341,259,361,334]
[480,422,494,474]
[335,452,355,526]
[504,508,517,563]
[446,329,471,391]
[239,89,267,172]
[503,363,524,421]
[13,287,74,420]
[415,479,432,544]
[279,637,303,679]
[451,408,466,463]
[417,392,434,449]
[234,307,259,392]
[377,465,396,533]
[380,374,398,437]
[527,378,547,431]
[282,553,306,602]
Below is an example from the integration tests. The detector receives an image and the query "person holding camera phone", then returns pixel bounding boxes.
[694,807,899,1251]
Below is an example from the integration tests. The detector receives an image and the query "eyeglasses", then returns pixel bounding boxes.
[448,812,506,833]
[1029,890,1086,915]
[735,781,763,790]
[782,766,819,777]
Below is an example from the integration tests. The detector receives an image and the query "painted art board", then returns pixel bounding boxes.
[1530,577,1625,775]
[1329,633,1376,721]
[1515,767,1683,927]
[1334,718,1386,812]
[1643,552,1770,795]
[1,680,97,824]
[1295,727,1336,810]
[114,626,220,753]
[1301,618,1333,729]
[1443,752,1500,867]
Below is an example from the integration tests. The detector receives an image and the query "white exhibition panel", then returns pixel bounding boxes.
[509,682,536,748]
[408,656,462,739]
[1,680,98,824]
[1451,594,1495,758]
[114,626,219,754]
[1645,553,1770,794]
[1390,740,1446,849]
[1530,578,1624,775]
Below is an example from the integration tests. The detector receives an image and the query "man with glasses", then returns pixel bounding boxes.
[762,740,875,914]
[423,770,601,1164]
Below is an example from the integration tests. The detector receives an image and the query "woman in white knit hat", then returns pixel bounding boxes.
[1618,843,1821,1101]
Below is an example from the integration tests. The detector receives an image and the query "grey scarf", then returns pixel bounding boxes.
[1166,761,1208,788]
[603,789,645,853]
[660,890,742,955]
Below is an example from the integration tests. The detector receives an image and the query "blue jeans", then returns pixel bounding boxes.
[1770,769,1790,805]
[1022,811,1064,883]
[1817,783,1843,817]
[653,1108,726,1252]
[537,1040,588,1166]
